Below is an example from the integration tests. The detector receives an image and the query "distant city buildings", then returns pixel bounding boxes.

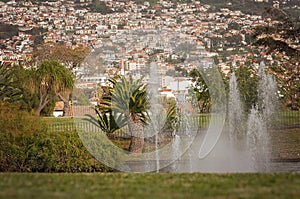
[0,0,298,107]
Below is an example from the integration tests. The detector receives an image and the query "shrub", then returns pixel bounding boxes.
[0,102,112,172]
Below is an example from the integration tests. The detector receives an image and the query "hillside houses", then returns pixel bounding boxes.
[0,0,298,107]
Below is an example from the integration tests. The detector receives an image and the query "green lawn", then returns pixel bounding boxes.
[1,173,300,199]
[44,111,300,133]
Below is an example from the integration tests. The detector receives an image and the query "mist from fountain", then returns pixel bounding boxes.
[144,61,278,173]
[228,72,246,146]
[145,62,165,172]
[170,135,180,172]
[175,113,195,173]
[246,62,278,172]
[257,62,278,125]
[185,61,278,173]
[247,106,269,171]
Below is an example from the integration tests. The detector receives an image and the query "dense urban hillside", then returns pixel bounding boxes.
[201,0,299,18]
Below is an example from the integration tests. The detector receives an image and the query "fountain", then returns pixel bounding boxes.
[169,61,278,173]
[257,62,278,125]
[146,62,162,173]
[170,110,196,173]
[74,60,278,173]
[224,62,277,172]
[247,106,269,171]
[228,72,246,145]
[246,62,278,172]
[72,27,280,173]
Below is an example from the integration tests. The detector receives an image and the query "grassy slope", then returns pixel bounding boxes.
[1,173,300,199]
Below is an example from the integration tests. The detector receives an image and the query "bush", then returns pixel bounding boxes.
[0,102,112,172]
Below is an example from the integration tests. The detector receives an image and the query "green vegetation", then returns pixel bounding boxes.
[44,111,300,134]
[189,64,227,113]
[0,103,110,172]
[0,23,19,40]
[97,75,149,153]
[0,100,298,172]
[89,0,112,14]
[234,65,259,113]
[33,60,75,116]
[0,66,22,102]
[1,60,76,116]
[275,111,300,126]
[33,43,90,69]
[91,75,178,153]
[33,43,89,115]
[189,68,211,113]
[133,0,158,6]
[0,23,46,47]
[201,0,271,16]
[1,173,300,199]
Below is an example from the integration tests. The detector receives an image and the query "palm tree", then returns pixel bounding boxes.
[33,43,90,116]
[85,106,127,136]
[101,75,148,153]
[33,60,75,116]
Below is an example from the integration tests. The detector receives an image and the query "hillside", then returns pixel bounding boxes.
[201,0,299,18]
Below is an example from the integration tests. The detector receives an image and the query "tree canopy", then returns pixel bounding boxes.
[33,43,90,69]
[33,60,75,116]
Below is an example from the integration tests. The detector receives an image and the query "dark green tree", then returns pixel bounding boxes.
[189,64,226,113]
[233,65,259,113]
[86,107,127,136]
[189,68,211,113]
[92,75,178,153]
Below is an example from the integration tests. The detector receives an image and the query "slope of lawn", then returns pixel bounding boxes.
[1,173,300,199]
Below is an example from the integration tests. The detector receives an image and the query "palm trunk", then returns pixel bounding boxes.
[128,115,144,153]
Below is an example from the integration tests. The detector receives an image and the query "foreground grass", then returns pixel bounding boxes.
[1,173,300,199]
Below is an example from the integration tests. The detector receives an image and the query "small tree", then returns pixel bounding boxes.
[86,107,127,136]
[104,75,148,153]
[233,65,259,113]
[33,60,75,116]
[33,43,90,115]
[95,75,178,153]
[189,65,226,113]
[33,43,90,69]
[189,68,211,113]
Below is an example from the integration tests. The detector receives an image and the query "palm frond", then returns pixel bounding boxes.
[0,66,23,102]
